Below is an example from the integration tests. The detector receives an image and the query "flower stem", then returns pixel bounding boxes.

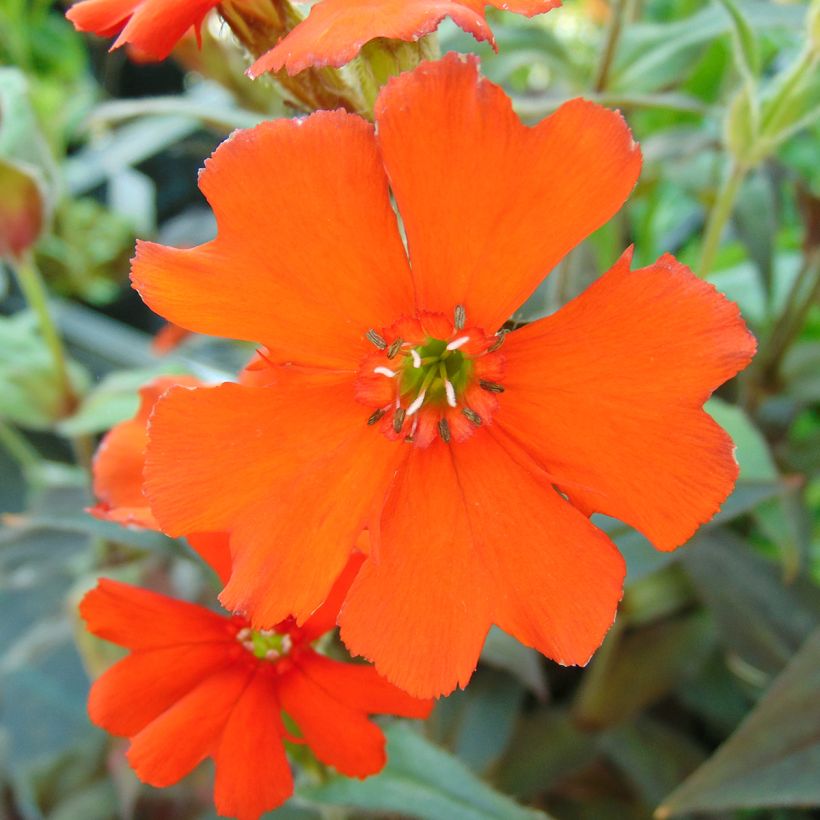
[699,161,747,278]
[593,0,629,92]
[11,252,78,416]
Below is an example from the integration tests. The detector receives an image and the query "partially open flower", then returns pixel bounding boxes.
[132,55,756,698]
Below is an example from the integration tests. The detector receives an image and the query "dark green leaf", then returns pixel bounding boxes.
[659,626,820,815]
[304,722,550,820]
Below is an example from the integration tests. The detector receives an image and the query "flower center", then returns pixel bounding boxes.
[236,626,293,662]
[355,307,506,448]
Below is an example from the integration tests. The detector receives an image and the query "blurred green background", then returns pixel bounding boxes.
[0,0,818,818]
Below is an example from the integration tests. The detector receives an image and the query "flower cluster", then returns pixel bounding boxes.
[68,2,756,819]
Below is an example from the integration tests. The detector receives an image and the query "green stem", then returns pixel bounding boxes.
[592,0,629,92]
[698,161,747,278]
[11,252,78,416]
[0,419,41,470]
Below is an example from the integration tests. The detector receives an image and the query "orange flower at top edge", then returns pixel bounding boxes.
[81,557,432,820]
[132,55,756,699]
[249,0,561,76]
[65,0,218,60]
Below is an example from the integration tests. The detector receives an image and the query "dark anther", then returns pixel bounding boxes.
[454,304,466,331]
[488,329,509,353]
[438,418,451,443]
[387,337,403,359]
[462,408,482,425]
[367,408,386,425]
[393,408,406,433]
[366,329,387,349]
[479,379,505,393]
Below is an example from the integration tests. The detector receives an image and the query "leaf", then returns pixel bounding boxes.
[705,397,778,481]
[496,709,598,799]
[480,627,547,698]
[599,717,706,808]
[450,670,526,774]
[682,531,820,676]
[717,0,761,85]
[304,722,550,820]
[572,612,715,729]
[658,625,820,815]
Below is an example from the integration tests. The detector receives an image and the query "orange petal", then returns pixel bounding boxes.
[276,664,388,778]
[67,0,215,59]
[214,671,293,820]
[88,643,233,737]
[186,532,233,584]
[296,650,433,718]
[375,54,642,333]
[250,0,492,77]
[92,374,200,527]
[498,251,756,550]
[80,578,232,649]
[65,0,141,38]
[452,429,626,666]
[127,666,252,787]
[145,378,406,626]
[340,442,494,698]
[300,551,366,642]
[131,111,413,370]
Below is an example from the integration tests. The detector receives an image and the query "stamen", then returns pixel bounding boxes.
[404,416,419,443]
[374,366,397,378]
[387,337,404,359]
[236,627,251,641]
[366,329,387,349]
[393,407,406,433]
[265,649,280,660]
[406,391,427,416]
[488,329,509,353]
[446,336,470,351]
[411,349,422,368]
[479,379,505,393]
[444,378,457,408]
[438,417,451,443]
[454,304,466,331]
[367,408,386,425]
[462,408,482,425]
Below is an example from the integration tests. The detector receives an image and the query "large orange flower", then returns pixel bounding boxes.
[82,559,431,820]
[249,0,561,76]
[132,55,756,698]
[66,0,218,60]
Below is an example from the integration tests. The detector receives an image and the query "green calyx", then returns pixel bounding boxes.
[400,337,472,406]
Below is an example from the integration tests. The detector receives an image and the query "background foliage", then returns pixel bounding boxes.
[0,0,818,818]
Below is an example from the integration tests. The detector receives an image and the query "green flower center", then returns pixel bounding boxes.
[237,627,292,661]
[399,337,473,409]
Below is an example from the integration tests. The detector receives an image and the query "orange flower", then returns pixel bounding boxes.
[249,0,561,76]
[91,374,233,582]
[132,55,756,698]
[81,558,431,820]
[66,0,218,60]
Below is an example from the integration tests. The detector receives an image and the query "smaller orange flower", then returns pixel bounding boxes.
[82,558,432,820]
[249,0,562,76]
[66,0,218,61]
